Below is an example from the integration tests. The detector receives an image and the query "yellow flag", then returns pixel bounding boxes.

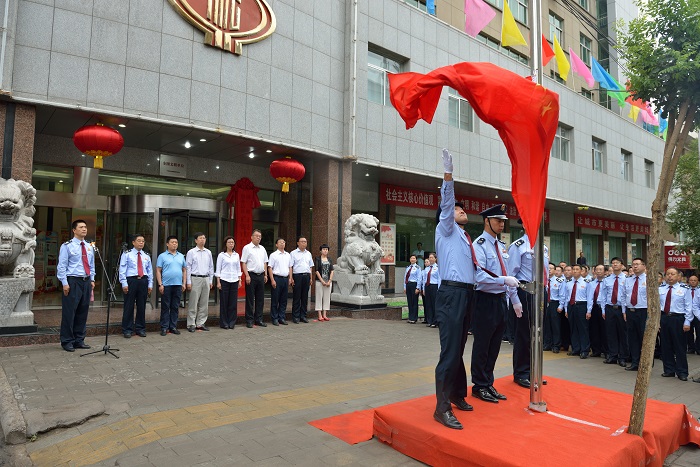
[552,35,570,81]
[628,105,640,122]
[501,1,527,47]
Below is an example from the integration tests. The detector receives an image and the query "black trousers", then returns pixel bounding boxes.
[660,313,688,377]
[544,300,561,349]
[405,282,419,322]
[560,309,571,351]
[434,284,473,412]
[605,305,629,361]
[504,300,516,342]
[626,308,647,366]
[589,304,608,355]
[292,273,311,320]
[471,291,507,389]
[512,288,533,380]
[160,285,181,330]
[122,276,148,333]
[60,276,91,347]
[245,272,265,324]
[219,280,238,328]
[270,275,289,323]
[686,317,700,352]
[424,283,439,325]
[568,302,590,354]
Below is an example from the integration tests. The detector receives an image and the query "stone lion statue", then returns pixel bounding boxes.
[0,179,37,278]
[335,214,384,275]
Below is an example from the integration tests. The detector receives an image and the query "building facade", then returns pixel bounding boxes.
[0,0,662,312]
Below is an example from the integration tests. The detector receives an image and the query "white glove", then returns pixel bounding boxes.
[442,148,453,173]
[513,303,523,318]
[503,276,519,288]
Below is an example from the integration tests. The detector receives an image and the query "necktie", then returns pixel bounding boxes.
[427,265,432,284]
[80,242,90,276]
[547,279,551,301]
[494,240,507,275]
[611,276,618,304]
[663,286,672,314]
[463,231,479,269]
[693,289,695,299]
[593,280,601,304]
[405,266,411,284]
[137,251,144,278]
[569,280,577,305]
[631,276,639,306]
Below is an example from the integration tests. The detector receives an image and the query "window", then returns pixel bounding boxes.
[549,13,563,44]
[550,70,565,84]
[645,160,654,188]
[621,150,632,182]
[512,0,529,25]
[448,88,474,132]
[367,50,401,106]
[404,0,430,13]
[579,0,589,11]
[485,0,504,8]
[551,125,570,162]
[581,88,593,100]
[477,34,529,65]
[592,139,605,172]
[579,34,592,66]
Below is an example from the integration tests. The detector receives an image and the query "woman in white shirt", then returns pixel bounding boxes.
[216,236,242,329]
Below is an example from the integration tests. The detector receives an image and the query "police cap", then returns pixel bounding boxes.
[479,204,508,219]
[435,202,466,225]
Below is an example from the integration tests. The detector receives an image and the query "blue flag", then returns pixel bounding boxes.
[427,0,436,14]
[591,57,622,91]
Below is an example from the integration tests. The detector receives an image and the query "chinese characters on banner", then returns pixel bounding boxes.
[379,223,396,265]
[574,214,650,235]
[664,246,691,269]
[380,183,549,222]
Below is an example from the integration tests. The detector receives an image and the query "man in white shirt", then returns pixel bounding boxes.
[268,238,291,326]
[186,232,214,332]
[241,229,269,328]
[290,237,314,323]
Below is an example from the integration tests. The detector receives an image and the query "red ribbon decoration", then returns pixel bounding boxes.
[226,178,261,296]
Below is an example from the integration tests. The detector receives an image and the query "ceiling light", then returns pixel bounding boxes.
[249,153,255,159]
[266,149,272,153]
[58,180,63,183]
[200,138,207,142]
[146,163,150,166]
[494,195,499,199]
[365,172,369,177]
[81,154,85,157]
[215,165,220,169]
[125,186,130,189]
[156,157,160,161]
[118,124,126,128]
[203,170,208,173]
[184,141,192,149]
[186,192,190,196]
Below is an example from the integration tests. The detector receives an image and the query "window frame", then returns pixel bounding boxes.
[592,139,605,173]
[367,49,402,106]
[448,88,475,132]
[621,150,632,182]
[551,125,571,162]
[644,160,654,188]
[579,34,592,67]
[549,13,563,45]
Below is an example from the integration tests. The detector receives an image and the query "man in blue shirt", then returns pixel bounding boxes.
[119,234,153,338]
[57,219,95,352]
[659,267,694,381]
[432,148,477,430]
[156,236,186,336]
[422,252,440,328]
[598,257,628,366]
[623,258,648,371]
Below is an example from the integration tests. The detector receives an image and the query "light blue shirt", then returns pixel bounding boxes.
[119,248,154,288]
[561,277,589,312]
[659,283,694,326]
[624,273,648,309]
[56,237,96,286]
[421,264,440,290]
[548,276,565,302]
[403,264,421,291]
[156,250,186,287]
[506,234,548,282]
[473,231,519,304]
[586,278,605,313]
[599,272,627,314]
[434,180,475,285]
[290,248,314,274]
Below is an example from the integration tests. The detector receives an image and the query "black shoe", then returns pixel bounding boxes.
[256,322,267,327]
[123,332,132,338]
[661,372,675,377]
[279,320,288,325]
[220,325,229,329]
[430,324,437,328]
[552,348,559,354]
[450,398,474,411]
[472,387,499,403]
[136,330,146,337]
[300,317,309,323]
[591,353,602,358]
[603,358,618,364]
[246,323,253,328]
[580,353,589,359]
[74,343,91,349]
[543,347,552,351]
[433,410,463,429]
[292,319,299,324]
[187,326,196,333]
[618,360,627,367]
[687,349,695,354]
[679,375,688,381]
[62,345,75,352]
[197,326,209,331]
[488,386,507,400]
[625,366,639,371]
[160,329,167,336]
[170,328,181,335]
[514,378,531,388]
[272,320,279,326]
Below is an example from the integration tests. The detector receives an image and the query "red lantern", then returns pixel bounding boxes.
[269,156,305,193]
[73,123,124,169]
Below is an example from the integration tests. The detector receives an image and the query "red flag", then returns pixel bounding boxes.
[542,34,555,66]
[388,62,559,247]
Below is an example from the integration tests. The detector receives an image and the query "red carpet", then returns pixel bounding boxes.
[308,409,375,444]
[310,376,700,466]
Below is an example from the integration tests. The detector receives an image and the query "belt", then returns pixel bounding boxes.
[477,290,505,297]
[127,275,147,280]
[606,304,621,309]
[549,300,559,304]
[406,281,417,285]
[293,272,310,275]
[519,280,532,284]
[442,280,474,290]
[665,313,685,317]
[627,307,647,312]
[191,274,209,278]
[273,274,288,279]
[68,276,90,281]
[249,272,264,276]
[575,301,587,305]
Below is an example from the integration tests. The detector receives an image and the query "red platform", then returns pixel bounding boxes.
[311,376,700,467]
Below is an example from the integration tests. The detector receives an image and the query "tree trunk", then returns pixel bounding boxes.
[628,101,697,436]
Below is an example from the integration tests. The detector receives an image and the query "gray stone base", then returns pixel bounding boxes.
[0,277,35,328]
[331,272,386,307]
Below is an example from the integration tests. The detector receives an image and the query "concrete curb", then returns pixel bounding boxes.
[0,364,27,445]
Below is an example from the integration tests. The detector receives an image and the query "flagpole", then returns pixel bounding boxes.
[528,0,547,413]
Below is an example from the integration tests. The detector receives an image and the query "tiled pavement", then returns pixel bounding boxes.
[1,317,699,466]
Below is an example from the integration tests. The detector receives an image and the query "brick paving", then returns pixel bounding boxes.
[1,316,699,466]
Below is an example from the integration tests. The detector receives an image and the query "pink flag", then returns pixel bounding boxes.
[464,0,496,37]
[568,48,595,88]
